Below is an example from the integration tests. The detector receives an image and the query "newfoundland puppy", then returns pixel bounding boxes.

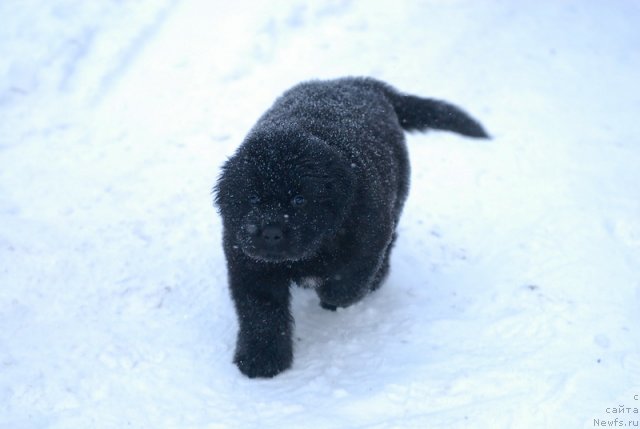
[214,77,488,378]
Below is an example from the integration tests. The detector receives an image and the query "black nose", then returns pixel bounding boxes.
[261,224,284,246]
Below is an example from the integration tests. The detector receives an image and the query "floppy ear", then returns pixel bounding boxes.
[213,157,238,213]
[325,147,355,195]
[309,137,356,213]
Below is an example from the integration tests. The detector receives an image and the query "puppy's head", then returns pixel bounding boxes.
[215,129,355,263]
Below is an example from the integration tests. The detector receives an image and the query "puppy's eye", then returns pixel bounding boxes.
[248,194,260,204]
[292,195,305,206]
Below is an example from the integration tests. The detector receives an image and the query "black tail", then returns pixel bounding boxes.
[371,80,489,138]
[391,94,489,138]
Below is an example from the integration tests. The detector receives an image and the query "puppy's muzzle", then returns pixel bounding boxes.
[260,224,284,247]
[245,222,288,253]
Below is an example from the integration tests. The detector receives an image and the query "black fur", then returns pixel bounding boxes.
[214,77,488,378]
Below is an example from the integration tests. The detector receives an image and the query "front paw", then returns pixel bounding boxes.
[316,277,369,309]
[234,340,293,378]
[320,301,337,311]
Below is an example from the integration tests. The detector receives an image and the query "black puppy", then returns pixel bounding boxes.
[214,77,488,378]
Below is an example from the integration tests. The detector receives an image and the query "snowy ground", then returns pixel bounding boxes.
[1,1,639,428]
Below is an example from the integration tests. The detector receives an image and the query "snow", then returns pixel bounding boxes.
[1,1,639,428]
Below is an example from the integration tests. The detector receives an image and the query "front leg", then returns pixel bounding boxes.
[316,229,393,310]
[229,266,293,378]
[316,261,379,310]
